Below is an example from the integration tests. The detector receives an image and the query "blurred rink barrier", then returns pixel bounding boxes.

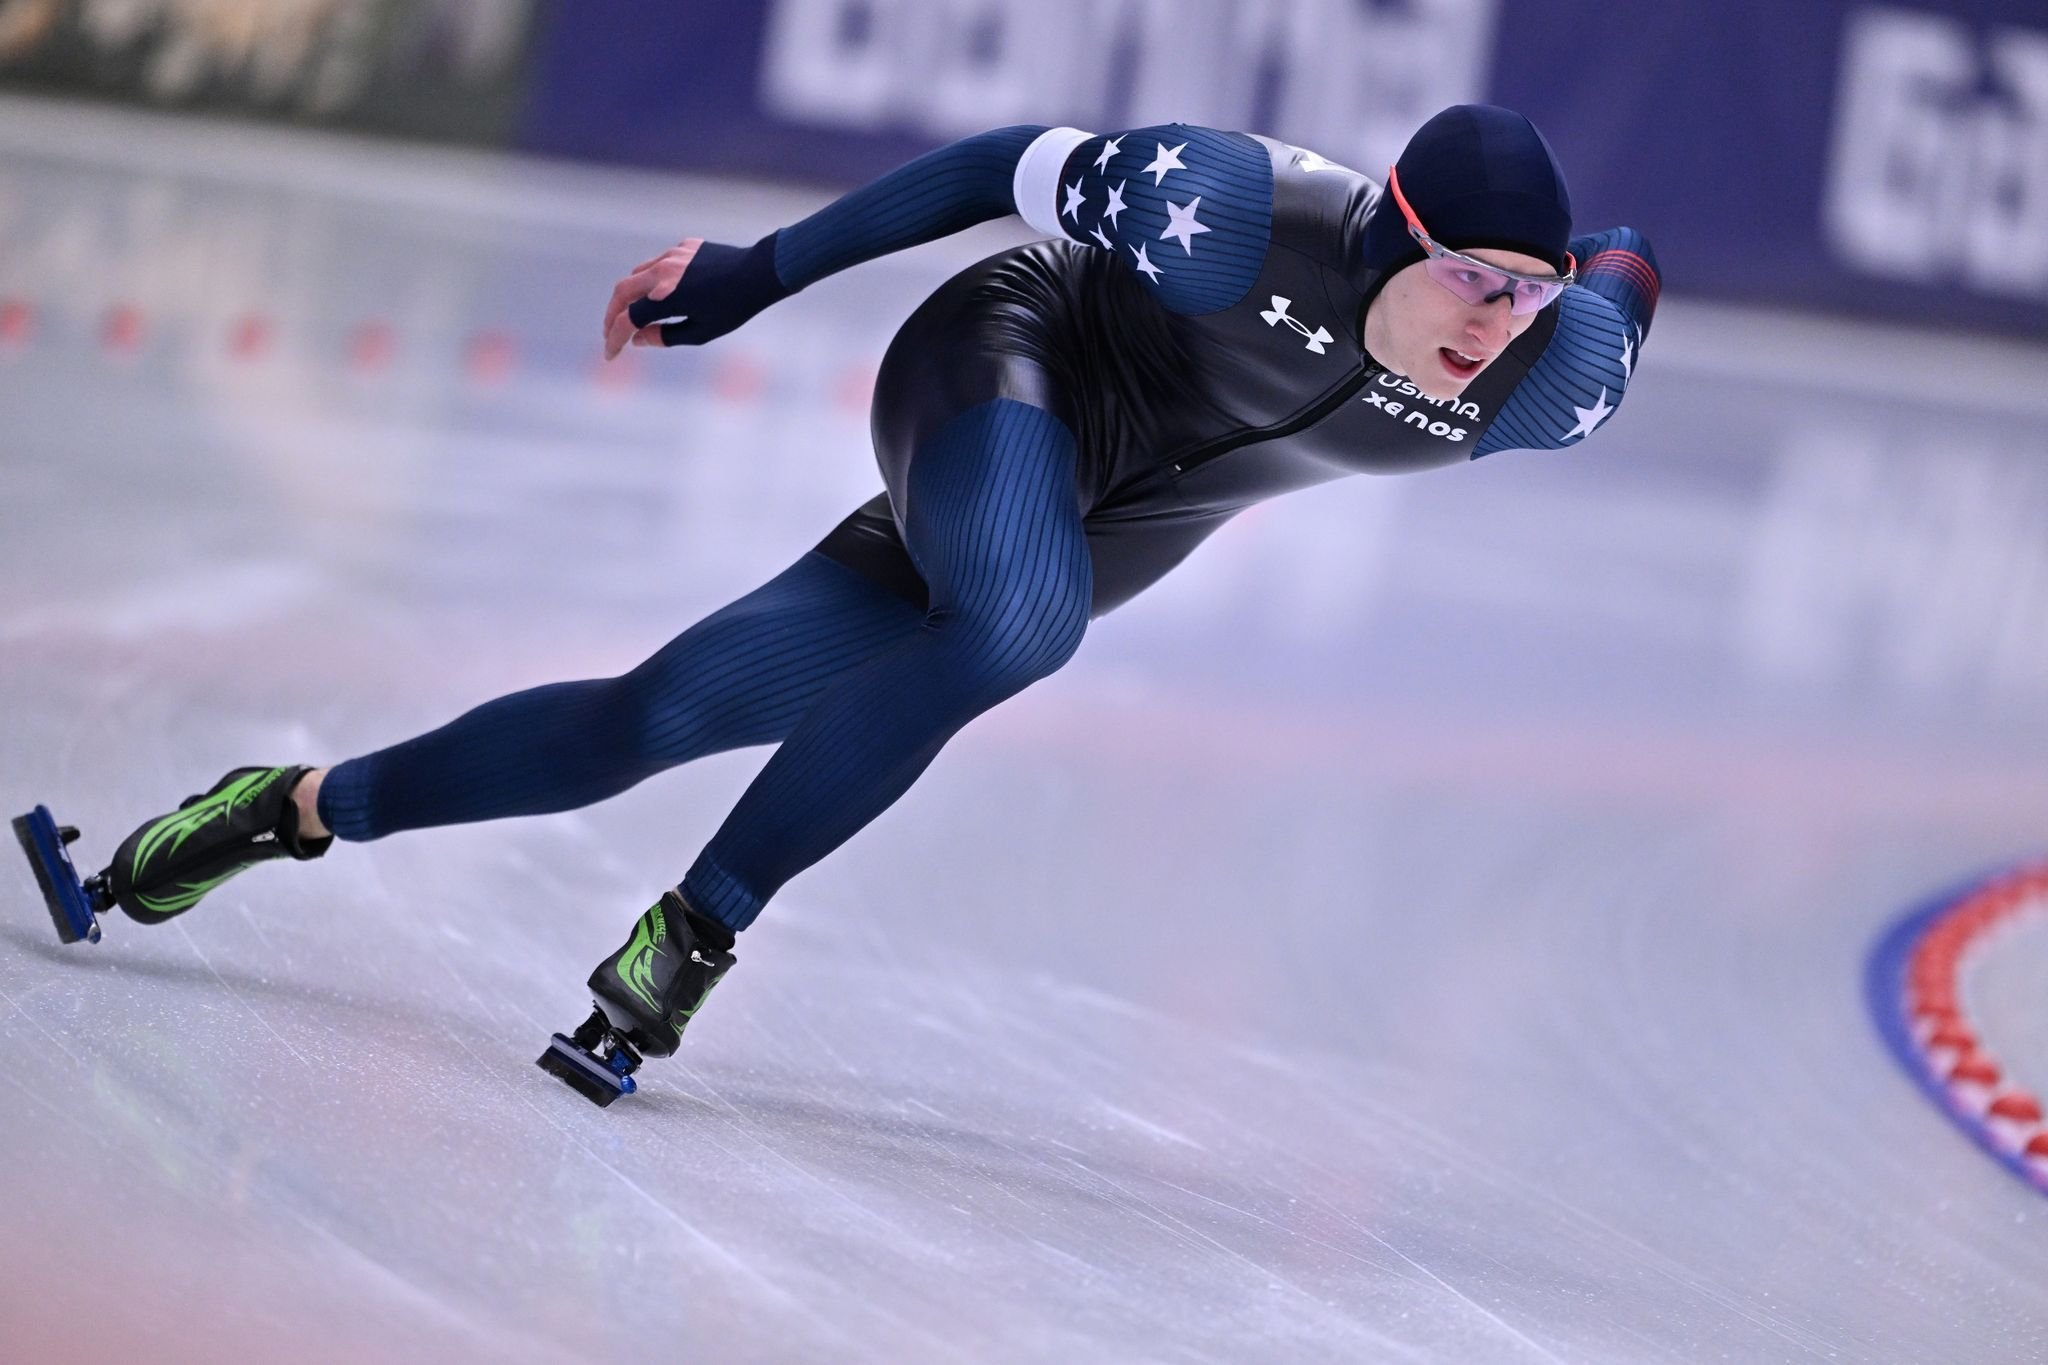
[0,0,2040,340]
[0,0,539,141]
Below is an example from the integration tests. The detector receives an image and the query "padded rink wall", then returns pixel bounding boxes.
[1869,864,2048,1196]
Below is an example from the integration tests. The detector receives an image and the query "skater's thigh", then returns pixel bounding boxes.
[625,551,924,750]
[895,399,1090,616]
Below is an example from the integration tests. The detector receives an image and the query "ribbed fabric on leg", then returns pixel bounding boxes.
[683,398,1091,931]
[316,553,924,842]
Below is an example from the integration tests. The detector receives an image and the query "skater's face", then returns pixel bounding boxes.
[1361,248,1551,400]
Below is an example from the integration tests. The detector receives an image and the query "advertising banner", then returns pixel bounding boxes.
[1490,1,2048,337]
[516,0,2046,340]
[0,0,539,143]
[521,0,1499,204]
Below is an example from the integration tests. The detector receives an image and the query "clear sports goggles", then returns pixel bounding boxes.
[1386,166,1575,315]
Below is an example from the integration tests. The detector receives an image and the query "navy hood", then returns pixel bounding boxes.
[1361,104,1573,279]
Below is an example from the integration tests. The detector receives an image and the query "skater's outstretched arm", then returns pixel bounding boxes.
[602,120,1281,356]
[604,123,1049,357]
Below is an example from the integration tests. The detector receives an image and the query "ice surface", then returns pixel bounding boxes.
[4,96,2048,1364]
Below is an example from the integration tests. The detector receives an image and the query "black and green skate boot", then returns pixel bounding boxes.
[537,890,737,1106]
[105,765,331,924]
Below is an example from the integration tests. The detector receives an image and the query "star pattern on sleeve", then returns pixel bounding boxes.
[1066,128,1234,301]
[1618,331,1635,383]
[1141,140,1186,185]
[1562,387,1615,442]
[1101,181,1128,230]
[1160,196,1209,254]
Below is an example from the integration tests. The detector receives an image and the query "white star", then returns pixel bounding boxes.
[1141,140,1186,185]
[1090,225,1114,251]
[1618,333,1635,382]
[1562,387,1615,442]
[1062,179,1086,224]
[1093,135,1123,173]
[1130,241,1162,284]
[1294,147,1344,174]
[1102,180,1128,229]
[1160,196,1210,254]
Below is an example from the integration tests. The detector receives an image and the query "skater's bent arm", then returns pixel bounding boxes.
[1471,227,1660,458]
[1569,226,1660,343]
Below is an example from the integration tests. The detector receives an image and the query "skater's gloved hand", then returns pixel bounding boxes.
[604,235,791,359]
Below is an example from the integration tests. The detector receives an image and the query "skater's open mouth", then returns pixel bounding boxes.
[1438,346,1487,380]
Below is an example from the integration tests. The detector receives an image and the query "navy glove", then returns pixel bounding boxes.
[626,236,791,347]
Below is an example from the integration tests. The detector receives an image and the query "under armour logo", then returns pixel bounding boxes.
[1259,296,1333,354]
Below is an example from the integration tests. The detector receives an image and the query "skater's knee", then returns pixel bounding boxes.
[615,624,786,766]
[542,672,678,779]
[934,569,1089,694]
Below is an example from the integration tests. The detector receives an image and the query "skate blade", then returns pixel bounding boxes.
[11,807,102,945]
[537,1034,636,1108]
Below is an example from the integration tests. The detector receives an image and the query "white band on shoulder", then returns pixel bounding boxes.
[1013,126,1095,239]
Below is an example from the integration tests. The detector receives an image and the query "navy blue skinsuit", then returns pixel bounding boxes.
[315,122,1662,932]
[823,124,1657,616]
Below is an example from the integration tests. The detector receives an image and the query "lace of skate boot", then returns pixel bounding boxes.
[106,765,330,922]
